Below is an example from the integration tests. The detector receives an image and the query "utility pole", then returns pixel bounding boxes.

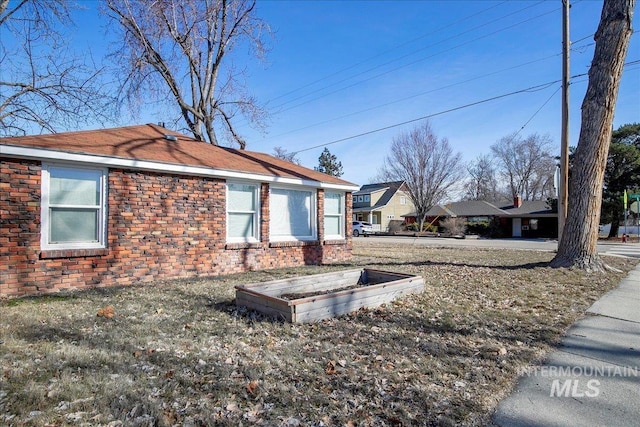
[558,0,570,244]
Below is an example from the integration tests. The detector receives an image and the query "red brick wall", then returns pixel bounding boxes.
[1,159,353,297]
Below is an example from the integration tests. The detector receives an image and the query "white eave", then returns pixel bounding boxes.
[0,144,359,192]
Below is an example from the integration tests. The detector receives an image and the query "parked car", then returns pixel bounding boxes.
[352,221,373,237]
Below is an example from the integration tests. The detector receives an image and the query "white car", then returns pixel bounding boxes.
[352,221,373,237]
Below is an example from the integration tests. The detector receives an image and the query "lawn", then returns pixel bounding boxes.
[1,242,637,426]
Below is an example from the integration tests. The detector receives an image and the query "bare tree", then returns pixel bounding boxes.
[0,0,114,135]
[104,0,270,149]
[378,121,464,231]
[440,217,466,237]
[463,154,501,201]
[551,0,635,271]
[272,146,300,164]
[490,133,556,201]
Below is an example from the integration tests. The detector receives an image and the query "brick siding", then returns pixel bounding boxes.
[0,159,352,297]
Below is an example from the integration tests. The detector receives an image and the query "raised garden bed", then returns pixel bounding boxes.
[235,268,424,323]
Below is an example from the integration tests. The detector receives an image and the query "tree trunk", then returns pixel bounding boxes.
[608,211,621,238]
[551,0,634,271]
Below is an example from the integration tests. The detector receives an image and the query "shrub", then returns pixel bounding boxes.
[440,217,466,236]
[405,222,438,233]
[388,220,404,233]
[466,221,490,236]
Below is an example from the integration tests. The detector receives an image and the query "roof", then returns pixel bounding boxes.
[426,200,507,217]
[354,180,404,195]
[354,181,406,210]
[498,200,556,217]
[407,199,556,218]
[0,124,358,191]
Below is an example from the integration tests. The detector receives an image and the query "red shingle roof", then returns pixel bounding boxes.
[0,124,356,188]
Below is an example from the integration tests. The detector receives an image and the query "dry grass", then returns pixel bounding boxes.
[1,242,637,426]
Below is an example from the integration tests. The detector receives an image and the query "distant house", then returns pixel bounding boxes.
[405,196,558,238]
[496,197,558,238]
[352,181,415,232]
[0,124,359,298]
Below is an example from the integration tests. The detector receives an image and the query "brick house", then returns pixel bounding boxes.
[408,196,558,238]
[0,124,358,298]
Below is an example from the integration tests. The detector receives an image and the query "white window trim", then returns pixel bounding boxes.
[226,181,261,243]
[269,185,317,242]
[41,163,108,250]
[324,191,345,240]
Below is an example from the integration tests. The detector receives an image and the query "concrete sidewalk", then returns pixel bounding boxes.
[492,263,640,427]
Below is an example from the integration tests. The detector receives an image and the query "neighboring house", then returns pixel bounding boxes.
[352,181,415,232]
[405,196,558,238]
[0,124,358,298]
[496,197,558,238]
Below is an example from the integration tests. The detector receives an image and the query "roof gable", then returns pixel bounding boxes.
[0,124,357,189]
[355,180,404,194]
[354,180,406,208]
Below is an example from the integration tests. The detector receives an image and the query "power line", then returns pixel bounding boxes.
[260,37,598,143]
[233,1,557,135]
[291,59,637,156]
[265,1,511,105]
[264,54,561,142]
[272,4,559,116]
[291,80,561,155]
[512,86,562,140]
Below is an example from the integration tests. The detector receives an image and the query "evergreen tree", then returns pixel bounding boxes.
[315,148,343,177]
[602,123,640,237]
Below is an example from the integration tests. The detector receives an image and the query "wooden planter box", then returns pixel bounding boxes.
[235,268,424,323]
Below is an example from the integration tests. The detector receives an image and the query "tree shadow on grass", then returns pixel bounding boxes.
[360,259,550,271]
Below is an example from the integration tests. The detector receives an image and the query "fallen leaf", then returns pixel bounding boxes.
[96,306,114,319]
[246,380,259,395]
[326,360,337,375]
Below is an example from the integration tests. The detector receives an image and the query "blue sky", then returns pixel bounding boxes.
[65,1,640,185]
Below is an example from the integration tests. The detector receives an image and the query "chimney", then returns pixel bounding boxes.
[514,195,522,208]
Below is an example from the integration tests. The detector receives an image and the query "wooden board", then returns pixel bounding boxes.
[235,268,424,323]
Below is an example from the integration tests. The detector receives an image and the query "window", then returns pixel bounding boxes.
[357,195,364,202]
[324,192,344,239]
[227,182,260,242]
[41,164,107,250]
[364,194,370,202]
[400,196,407,205]
[270,187,316,241]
